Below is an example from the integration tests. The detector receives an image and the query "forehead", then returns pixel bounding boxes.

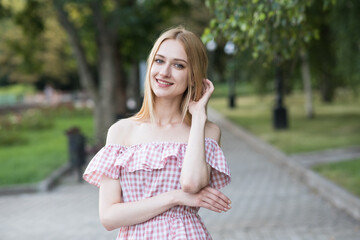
[156,39,187,61]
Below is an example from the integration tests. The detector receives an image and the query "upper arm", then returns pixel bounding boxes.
[205,121,221,174]
[205,121,221,144]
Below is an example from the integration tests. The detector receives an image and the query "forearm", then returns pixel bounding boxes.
[100,190,179,230]
[180,113,210,193]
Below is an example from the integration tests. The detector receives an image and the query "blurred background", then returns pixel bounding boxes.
[0,0,359,213]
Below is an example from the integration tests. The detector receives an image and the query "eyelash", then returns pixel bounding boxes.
[155,59,164,64]
[174,63,184,69]
[154,59,185,69]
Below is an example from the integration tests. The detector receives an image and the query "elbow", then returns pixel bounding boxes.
[100,212,117,231]
[180,180,203,194]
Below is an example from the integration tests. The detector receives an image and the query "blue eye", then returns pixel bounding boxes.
[155,59,164,64]
[174,63,184,69]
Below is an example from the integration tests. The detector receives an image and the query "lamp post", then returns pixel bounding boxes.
[224,41,236,108]
[273,57,288,129]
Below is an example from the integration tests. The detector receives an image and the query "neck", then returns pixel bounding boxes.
[153,96,183,126]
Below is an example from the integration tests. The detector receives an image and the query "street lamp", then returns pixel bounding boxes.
[273,57,288,129]
[224,41,236,108]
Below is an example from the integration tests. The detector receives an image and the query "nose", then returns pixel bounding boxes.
[159,63,171,77]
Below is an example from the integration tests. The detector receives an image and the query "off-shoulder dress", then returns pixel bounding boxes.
[83,138,231,240]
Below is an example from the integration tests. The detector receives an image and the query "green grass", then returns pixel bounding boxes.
[210,88,360,154]
[313,158,360,197]
[0,107,93,186]
[210,84,360,197]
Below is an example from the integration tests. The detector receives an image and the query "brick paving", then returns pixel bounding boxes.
[1,111,360,239]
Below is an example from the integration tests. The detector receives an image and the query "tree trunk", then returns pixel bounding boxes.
[92,1,117,145]
[127,61,141,112]
[114,48,127,119]
[54,1,123,146]
[300,50,314,119]
[53,2,98,101]
[320,73,335,103]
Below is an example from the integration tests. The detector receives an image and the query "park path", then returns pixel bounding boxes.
[1,109,360,240]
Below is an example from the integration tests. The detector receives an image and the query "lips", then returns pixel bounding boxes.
[156,78,174,87]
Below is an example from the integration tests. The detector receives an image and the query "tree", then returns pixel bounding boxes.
[51,0,190,145]
[203,0,335,120]
[329,0,360,96]
[0,0,76,89]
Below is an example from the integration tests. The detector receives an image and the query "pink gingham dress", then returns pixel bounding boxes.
[83,138,231,240]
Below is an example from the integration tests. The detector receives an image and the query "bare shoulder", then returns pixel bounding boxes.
[106,118,136,145]
[205,120,221,144]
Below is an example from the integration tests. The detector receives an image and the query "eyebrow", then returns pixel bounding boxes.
[156,54,187,64]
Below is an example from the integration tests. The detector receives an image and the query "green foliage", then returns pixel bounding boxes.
[0,108,55,147]
[330,0,360,91]
[0,0,75,85]
[203,0,335,64]
[14,0,45,38]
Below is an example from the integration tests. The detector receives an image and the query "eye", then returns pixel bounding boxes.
[155,59,164,64]
[174,63,185,69]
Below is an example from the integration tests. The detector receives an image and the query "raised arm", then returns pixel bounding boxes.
[180,79,219,193]
[99,176,231,231]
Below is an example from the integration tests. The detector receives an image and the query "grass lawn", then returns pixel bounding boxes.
[210,83,360,197]
[0,107,93,186]
[313,158,360,197]
[210,87,360,154]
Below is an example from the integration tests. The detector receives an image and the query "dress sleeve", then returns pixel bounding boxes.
[83,145,124,187]
[205,139,231,189]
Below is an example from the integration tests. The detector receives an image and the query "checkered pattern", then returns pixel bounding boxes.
[83,138,231,240]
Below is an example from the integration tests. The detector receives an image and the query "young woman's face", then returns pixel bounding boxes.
[150,39,189,100]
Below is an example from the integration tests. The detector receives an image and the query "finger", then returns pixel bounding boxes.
[203,187,231,205]
[205,79,214,93]
[201,196,231,212]
[199,201,223,213]
[201,192,231,211]
[198,188,231,211]
[202,79,208,95]
[203,80,214,96]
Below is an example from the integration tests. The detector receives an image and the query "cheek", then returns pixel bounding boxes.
[150,65,157,77]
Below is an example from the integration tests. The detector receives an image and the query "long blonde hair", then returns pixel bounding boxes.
[133,26,208,125]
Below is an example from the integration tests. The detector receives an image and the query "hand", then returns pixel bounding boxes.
[188,79,214,116]
[177,186,231,213]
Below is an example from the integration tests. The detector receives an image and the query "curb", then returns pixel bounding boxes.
[0,162,72,196]
[209,107,360,221]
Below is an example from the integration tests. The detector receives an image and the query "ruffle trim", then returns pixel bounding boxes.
[83,138,231,188]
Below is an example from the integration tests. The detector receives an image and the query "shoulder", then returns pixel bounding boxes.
[205,120,221,144]
[106,118,136,145]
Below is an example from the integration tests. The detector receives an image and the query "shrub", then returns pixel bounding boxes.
[0,130,28,146]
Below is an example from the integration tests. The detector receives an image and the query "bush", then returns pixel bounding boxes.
[0,108,55,147]
[0,131,28,146]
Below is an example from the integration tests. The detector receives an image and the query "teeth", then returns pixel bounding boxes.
[157,79,172,85]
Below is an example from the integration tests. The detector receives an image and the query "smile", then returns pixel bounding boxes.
[156,79,174,86]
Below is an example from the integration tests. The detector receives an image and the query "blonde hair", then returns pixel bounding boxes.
[133,26,208,125]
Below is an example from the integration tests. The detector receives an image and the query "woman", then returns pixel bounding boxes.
[83,26,231,239]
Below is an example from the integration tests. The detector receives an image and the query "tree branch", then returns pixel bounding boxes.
[52,0,98,101]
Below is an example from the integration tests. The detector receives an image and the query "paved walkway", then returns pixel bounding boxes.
[1,110,360,239]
